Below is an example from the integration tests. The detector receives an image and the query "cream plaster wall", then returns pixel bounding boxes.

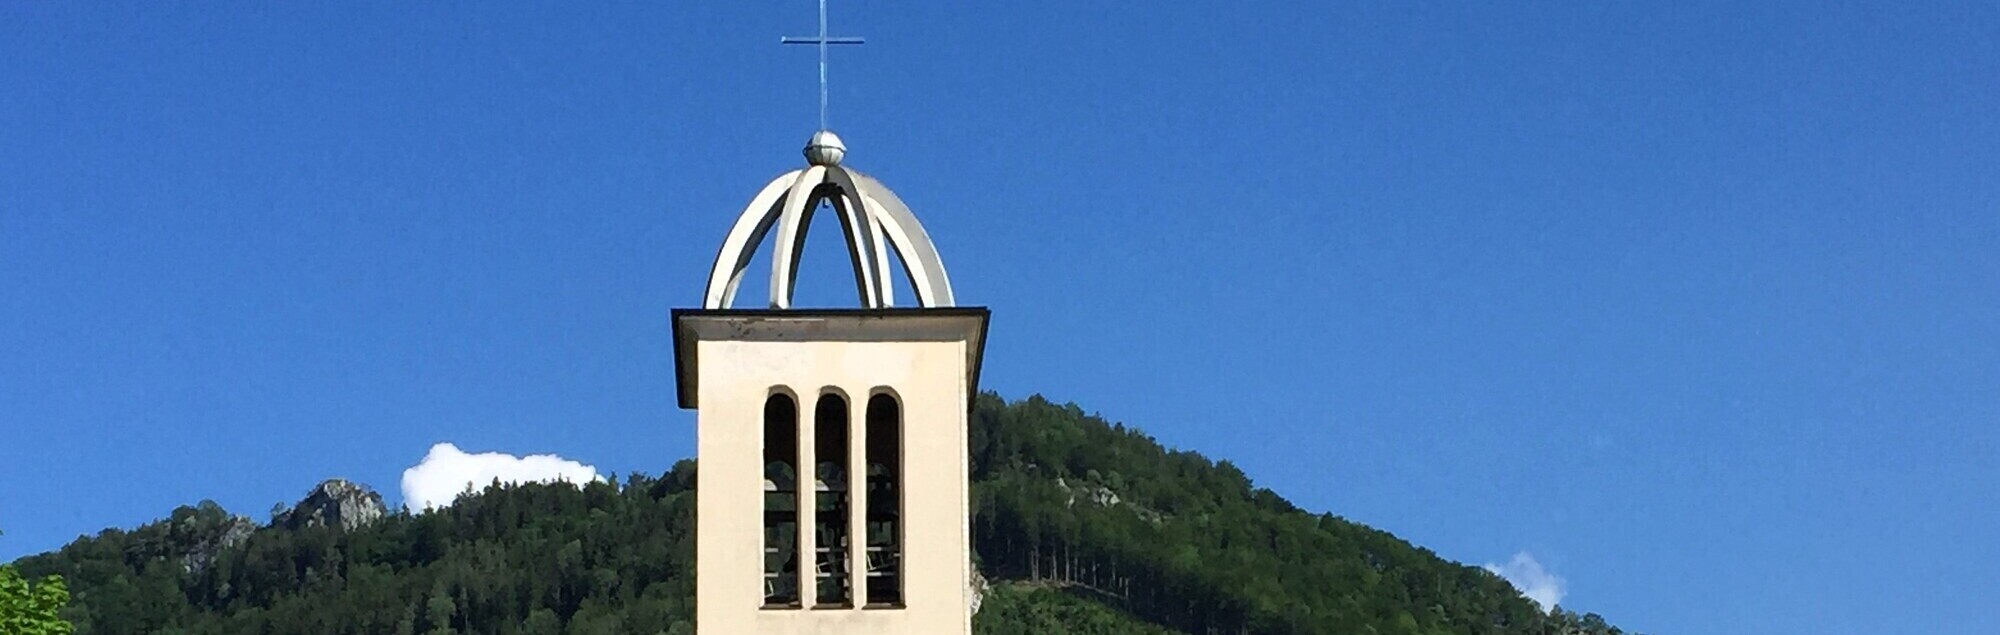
[684,314,978,635]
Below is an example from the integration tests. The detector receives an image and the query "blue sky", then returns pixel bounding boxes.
[2,2,1995,633]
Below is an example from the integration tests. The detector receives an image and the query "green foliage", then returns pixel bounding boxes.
[0,563,75,635]
[967,393,1629,634]
[9,393,1639,635]
[15,464,699,635]
[974,582,1183,635]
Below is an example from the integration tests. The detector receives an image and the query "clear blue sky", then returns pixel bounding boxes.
[3,2,1995,633]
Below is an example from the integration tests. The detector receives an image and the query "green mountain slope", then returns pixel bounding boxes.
[975,583,1182,635]
[14,393,1636,634]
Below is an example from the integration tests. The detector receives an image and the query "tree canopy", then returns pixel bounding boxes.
[11,393,1638,634]
[1,558,74,634]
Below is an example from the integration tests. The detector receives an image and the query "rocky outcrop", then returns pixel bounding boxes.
[1054,476,1162,525]
[968,566,989,616]
[275,479,387,532]
[1055,477,1121,508]
[179,512,257,575]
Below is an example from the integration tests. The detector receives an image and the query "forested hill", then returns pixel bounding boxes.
[14,394,1639,634]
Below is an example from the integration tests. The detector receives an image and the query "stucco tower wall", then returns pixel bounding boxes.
[674,309,988,635]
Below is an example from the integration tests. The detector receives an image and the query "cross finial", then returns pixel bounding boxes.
[781,0,865,132]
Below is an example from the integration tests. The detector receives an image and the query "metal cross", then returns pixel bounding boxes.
[781,0,864,131]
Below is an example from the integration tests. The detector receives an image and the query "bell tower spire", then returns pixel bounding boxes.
[673,8,988,634]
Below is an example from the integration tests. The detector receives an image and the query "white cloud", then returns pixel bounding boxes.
[400,442,601,511]
[1484,551,1567,613]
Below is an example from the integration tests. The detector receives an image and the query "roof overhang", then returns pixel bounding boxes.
[671,307,991,410]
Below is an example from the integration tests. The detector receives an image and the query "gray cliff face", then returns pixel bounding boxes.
[180,512,258,575]
[1054,476,1162,525]
[1055,477,1122,508]
[276,479,387,532]
[968,566,989,616]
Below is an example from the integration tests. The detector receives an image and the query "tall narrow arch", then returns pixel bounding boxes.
[762,392,801,608]
[813,392,853,607]
[864,391,904,607]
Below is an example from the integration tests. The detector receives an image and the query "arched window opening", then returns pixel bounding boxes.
[813,393,853,607]
[864,392,904,607]
[763,393,801,608]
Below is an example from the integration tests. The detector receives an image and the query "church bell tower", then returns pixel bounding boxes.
[672,129,988,635]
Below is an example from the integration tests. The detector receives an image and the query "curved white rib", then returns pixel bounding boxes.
[823,166,893,307]
[767,165,827,309]
[851,171,955,307]
[700,162,955,310]
[703,169,803,310]
[826,186,883,307]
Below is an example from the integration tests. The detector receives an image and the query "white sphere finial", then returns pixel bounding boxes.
[804,129,846,166]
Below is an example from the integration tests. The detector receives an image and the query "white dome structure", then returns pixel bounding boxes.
[702,131,955,309]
